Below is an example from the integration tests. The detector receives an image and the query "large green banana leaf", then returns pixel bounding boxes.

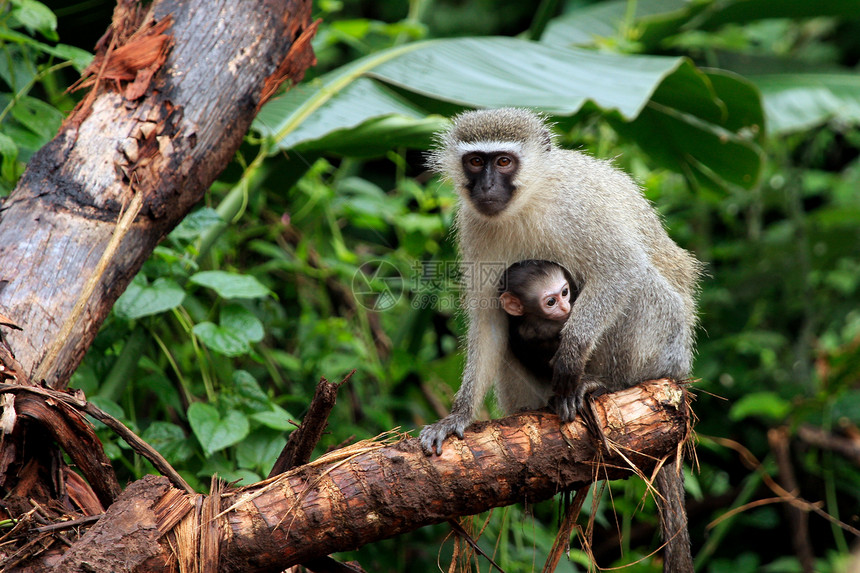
[254,36,764,189]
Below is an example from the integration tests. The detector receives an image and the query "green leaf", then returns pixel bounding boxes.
[192,321,250,357]
[0,27,92,71]
[10,95,63,140]
[611,67,765,189]
[251,405,296,431]
[0,132,18,159]
[115,276,185,319]
[333,176,403,228]
[187,403,250,456]
[137,372,184,416]
[169,207,225,241]
[729,392,791,422]
[0,132,19,184]
[236,431,285,473]
[0,121,44,159]
[750,74,860,135]
[141,421,193,463]
[540,0,857,53]
[194,306,265,357]
[11,0,58,41]
[232,370,270,410]
[255,73,433,152]
[694,0,860,30]
[189,270,270,299]
[293,113,447,158]
[541,0,705,50]
[214,468,260,487]
[368,38,682,117]
[831,390,860,422]
[221,304,264,344]
[43,43,93,71]
[255,36,763,189]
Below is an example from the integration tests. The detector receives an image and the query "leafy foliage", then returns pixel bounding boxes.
[0,0,90,191]
[6,0,860,571]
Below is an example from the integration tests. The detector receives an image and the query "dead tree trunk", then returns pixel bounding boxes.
[31,379,688,573]
[0,0,316,390]
[0,0,316,534]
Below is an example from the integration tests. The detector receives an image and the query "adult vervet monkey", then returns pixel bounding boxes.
[419,108,702,573]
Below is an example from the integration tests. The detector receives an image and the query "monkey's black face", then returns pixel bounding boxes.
[461,152,518,216]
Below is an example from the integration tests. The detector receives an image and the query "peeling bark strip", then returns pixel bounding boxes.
[0,0,316,389]
[70,16,174,101]
[12,394,121,508]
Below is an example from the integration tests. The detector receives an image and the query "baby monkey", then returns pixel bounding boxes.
[499,260,577,382]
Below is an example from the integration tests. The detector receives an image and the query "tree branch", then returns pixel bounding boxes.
[269,371,355,478]
[40,379,689,573]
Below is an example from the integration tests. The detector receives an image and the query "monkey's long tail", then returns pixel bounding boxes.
[655,460,694,573]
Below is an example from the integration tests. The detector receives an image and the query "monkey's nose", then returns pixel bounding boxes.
[559,298,571,315]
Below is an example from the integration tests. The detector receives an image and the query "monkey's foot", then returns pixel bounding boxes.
[419,413,470,455]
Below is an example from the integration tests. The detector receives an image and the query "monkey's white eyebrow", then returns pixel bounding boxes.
[456,141,523,155]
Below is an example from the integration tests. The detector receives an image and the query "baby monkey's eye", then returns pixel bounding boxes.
[546,297,557,307]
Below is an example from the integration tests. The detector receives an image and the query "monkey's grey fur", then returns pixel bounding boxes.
[419,108,702,573]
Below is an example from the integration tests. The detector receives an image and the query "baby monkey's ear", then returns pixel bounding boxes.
[499,292,524,316]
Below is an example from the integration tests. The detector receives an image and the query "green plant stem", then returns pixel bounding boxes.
[96,326,147,402]
[195,143,271,264]
[622,0,639,39]
[150,328,192,405]
[528,0,560,42]
[0,60,73,124]
[621,481,633,557]
[353,298,385,380]
[822,408,849,554]
[394,0,428,46]
[172,306,216,402]
[694,465,764,569]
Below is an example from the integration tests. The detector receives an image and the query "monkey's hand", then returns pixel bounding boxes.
[550,377,608,423]
[419,413,470,455]
[550,354,582,422]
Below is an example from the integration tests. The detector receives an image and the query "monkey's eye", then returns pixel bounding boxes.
[546,297,557,307]
[496,156,512,167]
[467,156,484,167]
[562,287,569,297]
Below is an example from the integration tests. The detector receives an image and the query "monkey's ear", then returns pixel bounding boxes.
[499,293,524,316]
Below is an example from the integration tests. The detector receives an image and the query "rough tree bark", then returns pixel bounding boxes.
[0,0,316,556]
[30,379,688,573]
[0,0,316,389]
